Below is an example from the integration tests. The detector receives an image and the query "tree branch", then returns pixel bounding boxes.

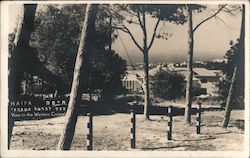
[137,10,143,27]
[126,17,140,25]
[222,5,241,16]
[141,7,148,53]
[126,9,137,17]
[122,24,144,52]
[129,21,140,25]
[215,15,230,28]
[142,7,147,38]
[148,18,161,50]
[112,25,129,33]
[193,4,227,33]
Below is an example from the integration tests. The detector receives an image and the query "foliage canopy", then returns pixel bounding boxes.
[29,4,127,95]
[216,39,244,108]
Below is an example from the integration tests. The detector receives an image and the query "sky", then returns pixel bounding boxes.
[8,4,242,64]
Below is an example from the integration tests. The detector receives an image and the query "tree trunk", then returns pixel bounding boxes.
[143,50,150,120]
[109,15,112,51]
[9,4,37,100]
[89,92,92,102]
[57,4,98,150]
[222,66,237,128]
[8,4,37,149]
[222,5,245,128]
[238,5,245,94]
[31,77,34,96]
[184,6,194,125]
[141,8,151,120]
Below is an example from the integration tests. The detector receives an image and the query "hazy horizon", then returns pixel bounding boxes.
[117,50,227,65]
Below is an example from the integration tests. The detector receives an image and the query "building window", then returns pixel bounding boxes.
[201,79,207,83]
[201,88,207,94]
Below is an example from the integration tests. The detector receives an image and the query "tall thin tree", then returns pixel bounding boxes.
[117,5,160,120]
[57,4,98,150]
[8,4,37,148]
[222,4,245,128]
[184,4,227,124]
[113,4,185,120]
[109,15,112,51]
[185,5,194,124]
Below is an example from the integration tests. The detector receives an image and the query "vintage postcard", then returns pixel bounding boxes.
[1,0,249,157]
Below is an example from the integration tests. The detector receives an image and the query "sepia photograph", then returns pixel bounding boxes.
[0,0,249,157]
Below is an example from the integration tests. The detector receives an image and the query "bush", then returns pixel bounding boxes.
[151,69,185,100]
[192,87,206,96]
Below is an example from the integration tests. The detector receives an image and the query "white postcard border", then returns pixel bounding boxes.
[1,0,249,157]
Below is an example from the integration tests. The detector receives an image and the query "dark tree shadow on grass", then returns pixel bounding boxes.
[140,144,194,150]
[172,136,216,142]
[77,97,222,117]
[78,97,196,116]
[204,131,231,135]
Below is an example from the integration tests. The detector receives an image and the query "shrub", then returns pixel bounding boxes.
[151,69,185,100]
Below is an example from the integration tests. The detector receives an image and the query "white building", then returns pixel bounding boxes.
[122,71,144,92]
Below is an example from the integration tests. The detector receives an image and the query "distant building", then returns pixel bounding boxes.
[122,65,168,92]
[122,65,221,96]
[171,67,201,89]
[122,71,144,92]
[193,68,221,95]
[212,58,227,63]
[148,65,168,76]
[194,61,205,64]
[171,67,221,95]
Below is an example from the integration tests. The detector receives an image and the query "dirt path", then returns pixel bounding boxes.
[10,110,244,151]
